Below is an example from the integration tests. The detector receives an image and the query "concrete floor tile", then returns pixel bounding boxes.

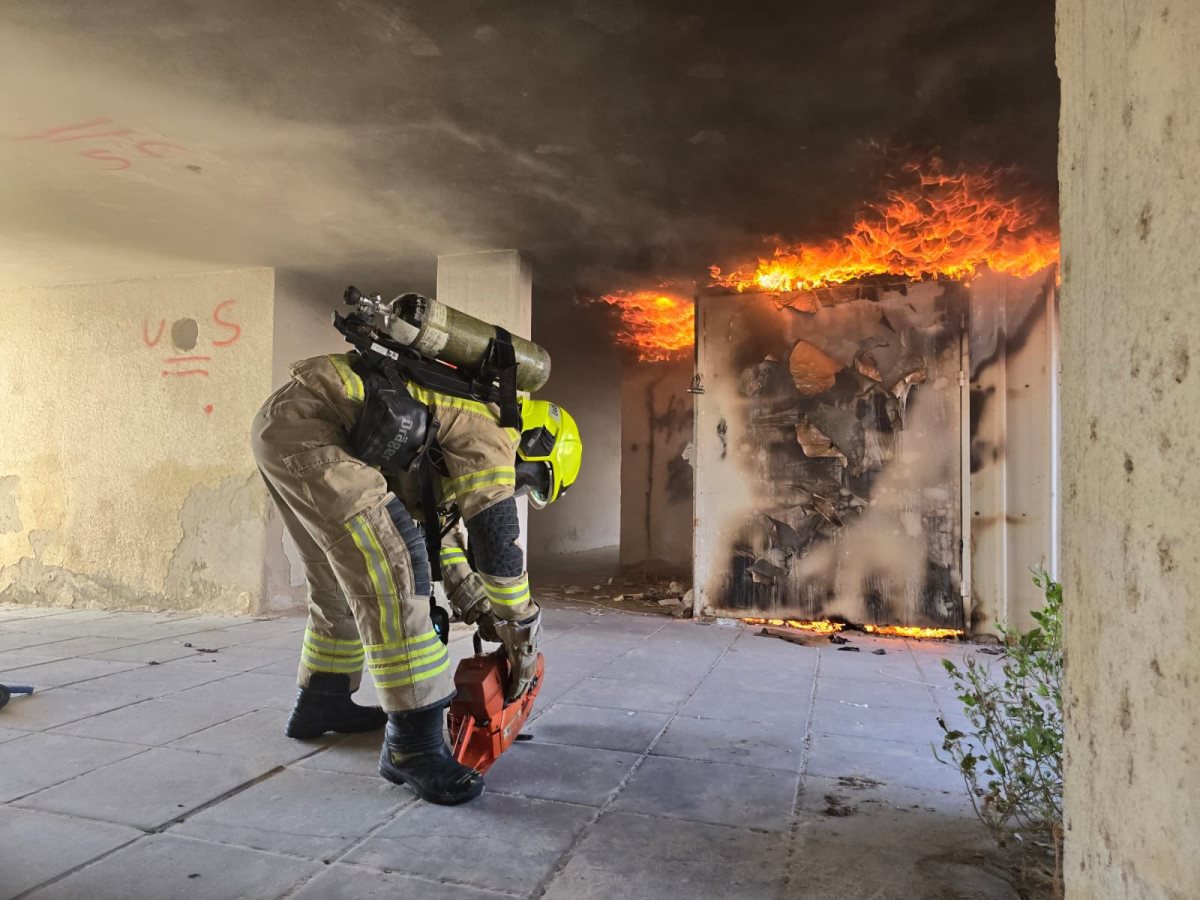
[814,672,940,711]
[0,725,31,744]
[69,661,234,699]
[53,697,242,746]
[85,637,215,664]
[248,655,304,677]
[806,730,956,793]
[0,806,141,900]
[541,811,788,900]
[174,767,406,859]
[485,740,638,806]
[530,703,670,753]
[810,697,945,745]
[0,656,144,689]
[0,650,61,670]
[346,793,593,894]
[31,635,145,657]
[0,686,146,731]
[787,795,1015,899]
[556,675,693,714]
[15,747,272,829]
[25,833,319,900]
[540,629,649,655]
[613,755,798,831]
[798,773,975,820]
[161,642,297,672]
[652,713,807,772]
[166,671,298,714]
[594,655,711,691]
[678,680,812,725]
[294,731,385,778]
[291,864,510,900]
[0,732,146,801]
[168,709,338,763]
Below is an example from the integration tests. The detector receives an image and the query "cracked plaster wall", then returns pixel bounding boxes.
[0,267,275,614]
[1058,2,1199,896]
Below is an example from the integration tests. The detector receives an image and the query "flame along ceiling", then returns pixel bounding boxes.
[601,160,1060,362]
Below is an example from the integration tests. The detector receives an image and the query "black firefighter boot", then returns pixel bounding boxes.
[284,672,387,739]
[378,703,485,805]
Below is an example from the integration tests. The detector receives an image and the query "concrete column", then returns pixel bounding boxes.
[1058,2,1200,896]
[436,250,533,552]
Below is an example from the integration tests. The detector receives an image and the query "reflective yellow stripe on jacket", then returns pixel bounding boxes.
[482,575,531,608]
[300,628,365,674]
[440,547,469,568]
[443,466,516,502]
[328,354,364,402]
[344,513,400,644]
[364,629,450,688]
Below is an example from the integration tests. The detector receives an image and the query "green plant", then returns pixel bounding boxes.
[935,569,1063,893]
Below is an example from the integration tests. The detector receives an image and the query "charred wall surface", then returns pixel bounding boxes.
[619,357,694,572]
[694,283,966,628]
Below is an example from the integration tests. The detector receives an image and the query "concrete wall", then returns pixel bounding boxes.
[0,268,275,614]
[1058,3,1200,897]
[619,358,693,572]
[528,296,622,561]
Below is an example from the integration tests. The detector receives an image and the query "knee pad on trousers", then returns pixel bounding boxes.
[465,497,524,578]
[386,497,431,597]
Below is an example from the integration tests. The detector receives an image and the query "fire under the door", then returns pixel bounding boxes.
[694,281,968,632]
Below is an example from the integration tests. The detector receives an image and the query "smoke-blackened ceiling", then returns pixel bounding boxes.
[0,0,1057,294]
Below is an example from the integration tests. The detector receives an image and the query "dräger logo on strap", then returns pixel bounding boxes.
[381,415,416,461]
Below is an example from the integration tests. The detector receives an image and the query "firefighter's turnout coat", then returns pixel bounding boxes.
[251,353,536,712]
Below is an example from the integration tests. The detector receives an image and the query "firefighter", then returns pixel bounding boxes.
[251,351,581,805]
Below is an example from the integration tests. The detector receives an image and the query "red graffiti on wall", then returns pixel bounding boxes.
[14,118,190,172]
[141,300,243,411]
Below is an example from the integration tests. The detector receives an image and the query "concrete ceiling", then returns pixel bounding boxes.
[0,0,1058,297]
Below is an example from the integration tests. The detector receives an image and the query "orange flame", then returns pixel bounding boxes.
[745,617,963,640]
[863,624,963,640]
[744,617,845,634]
[711,162,1059,293]
[599,289,694,362]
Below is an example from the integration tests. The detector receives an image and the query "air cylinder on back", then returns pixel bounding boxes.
[376,293,551,393]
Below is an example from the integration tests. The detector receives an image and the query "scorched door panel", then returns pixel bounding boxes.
[694,283,966,629]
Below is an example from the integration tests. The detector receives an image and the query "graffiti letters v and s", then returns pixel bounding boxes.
[142,299,241,416]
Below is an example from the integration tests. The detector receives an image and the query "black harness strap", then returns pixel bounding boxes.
[420,451,444,583]
[487,327,521,430]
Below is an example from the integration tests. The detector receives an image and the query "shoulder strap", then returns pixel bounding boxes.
[485,327,521,430]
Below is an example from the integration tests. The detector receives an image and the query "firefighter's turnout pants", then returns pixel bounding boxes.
[251,353,536,713]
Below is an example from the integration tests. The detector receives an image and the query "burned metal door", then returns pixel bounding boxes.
[693,282,967,629]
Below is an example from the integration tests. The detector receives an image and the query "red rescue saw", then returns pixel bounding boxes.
[448,633,545,773]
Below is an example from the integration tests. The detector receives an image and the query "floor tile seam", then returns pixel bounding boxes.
[295,793,427,886]
[8,829,147,900]
[907,641,960,719]
[3,689,158,729]
[525,626,741,900]
[780,645,822,896]
[564,803,787,838]
[290,855,527,899]
[29,663,236,696]
[518,618,674,728]
[801,769,963,794]
[0,620,219,653]
[804,728,947,751]
[2,744,161,804]
[10,758,289,833]
[598,802,794,835]
[810,694,942,712]
[642,747,803,775]
[162,806,410,859]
